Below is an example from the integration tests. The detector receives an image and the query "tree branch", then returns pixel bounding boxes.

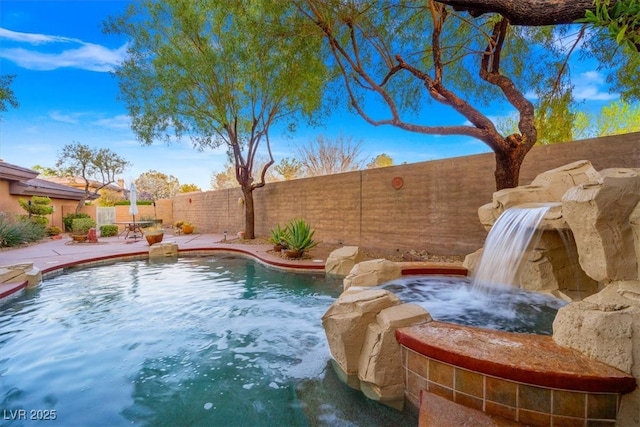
[433,0,613,25]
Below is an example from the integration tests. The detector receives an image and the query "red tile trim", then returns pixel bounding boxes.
[397,321,636,394]
[0,281,27,299]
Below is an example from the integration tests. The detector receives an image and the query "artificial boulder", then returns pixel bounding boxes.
[562,168,640,282]
[325,246,365,276]
[553,280,640,426]
[343,259,401,291]
[148,242,178,259]
[358,303,432,409]
[322,289,400,388]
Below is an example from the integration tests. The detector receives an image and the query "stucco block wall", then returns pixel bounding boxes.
[174,132,638,255]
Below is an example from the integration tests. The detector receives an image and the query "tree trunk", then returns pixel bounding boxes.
[75,196,87,214]
[242,187,256,240]
[493,136,531,190]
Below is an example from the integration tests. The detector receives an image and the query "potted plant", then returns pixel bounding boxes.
[145,226,164,246]
[181,222,194,234]
[281,219,319,259]
[47,226,62,240]
[268,224,289,251]
[71,218,95,243]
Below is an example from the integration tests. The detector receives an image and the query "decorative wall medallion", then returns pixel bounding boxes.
[392,176,404,190]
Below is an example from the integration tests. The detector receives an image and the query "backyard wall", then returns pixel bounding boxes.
[172,132,639,256]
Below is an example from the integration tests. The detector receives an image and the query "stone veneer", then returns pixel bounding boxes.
[397,321,636,426]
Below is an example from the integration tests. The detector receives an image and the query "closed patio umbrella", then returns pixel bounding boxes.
[129,183,139,239]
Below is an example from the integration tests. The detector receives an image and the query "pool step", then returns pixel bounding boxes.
[419,391,523,427]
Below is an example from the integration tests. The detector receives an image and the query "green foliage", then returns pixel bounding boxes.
[46,226,62,236]
[97,189,125,207]
[71,218,95,234]
[498,99,640,144]
[63,212,91,232]
[367,154,394,169]
[179,183,201,193]
[0,213,45,247]
[31,164,58,176]
[268,224,289,248]
[113,200,154,206]
[100,224,119,237]
[0,74,19,114]
[105,0,330,237]
[23,215,49,228]
[579,0,640,52]
[19,196,54,217]
[274,158,303,181]
[281,219,319,253]
[55,141,130,213]
[71,218,96,234]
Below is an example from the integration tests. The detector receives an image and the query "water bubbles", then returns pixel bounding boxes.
[203,402,213,410]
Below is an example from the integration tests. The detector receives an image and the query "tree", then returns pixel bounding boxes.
[497,99,640,143]
[367,154,394,169]
[296,134,365,177]
[32,165,58,176]
[594,100,640,136]
[274,157,303,180]
[106,0,328,239]
[294,0,638,189]
[55,142,130,212]
[134,170,180,200]
[211,164,240,190]
[18,196,53,227]
[179,183,201,193]
[0,74,19,116]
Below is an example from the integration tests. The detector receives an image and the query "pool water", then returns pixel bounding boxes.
[381,275,566,335]
[0,257,418,427]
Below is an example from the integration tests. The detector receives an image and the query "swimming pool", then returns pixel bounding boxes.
[0,256,417,426]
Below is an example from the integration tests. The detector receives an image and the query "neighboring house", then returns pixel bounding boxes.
[0,160,100,229]
[41,176,126,198]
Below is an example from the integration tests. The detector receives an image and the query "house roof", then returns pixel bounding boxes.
[0,160,99,201]
[0,161,39,181]
[42,176,124,193]
[9,178,99,201]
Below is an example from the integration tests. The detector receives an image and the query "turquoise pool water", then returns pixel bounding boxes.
[0,256,417,426]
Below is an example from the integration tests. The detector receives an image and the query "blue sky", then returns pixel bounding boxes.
[0,1,621,191]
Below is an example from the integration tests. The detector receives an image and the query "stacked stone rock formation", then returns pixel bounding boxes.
[467,160,640,426]
[323,251,430,409]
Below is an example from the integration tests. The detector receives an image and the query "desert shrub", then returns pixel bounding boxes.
[0,212,46,247]
[46,226,62,236]
[63,212,91,232]
[114,200,154,206]
[282,218,319,252]
[71,218,96,234]
[100,224,118,237]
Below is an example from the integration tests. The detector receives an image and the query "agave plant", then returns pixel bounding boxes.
[282,219,318,255]
[268,224,289,249]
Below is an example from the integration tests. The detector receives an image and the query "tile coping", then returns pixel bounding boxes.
[396,321,637,394]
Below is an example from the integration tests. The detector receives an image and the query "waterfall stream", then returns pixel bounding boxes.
[472,205,550,293]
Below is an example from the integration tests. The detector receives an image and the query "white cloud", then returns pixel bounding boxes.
[0,27,80,44]
[92,114,131,130]
[49,111,82,124]
[574,70,619,101]
[0,27,127,72]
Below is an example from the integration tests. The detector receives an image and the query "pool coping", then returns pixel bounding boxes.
[396,320,637,394]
